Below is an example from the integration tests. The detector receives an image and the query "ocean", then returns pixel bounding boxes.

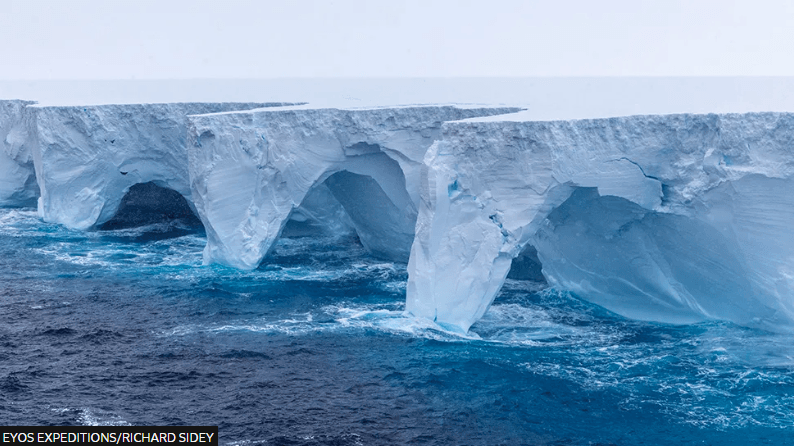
[1,207,792,445]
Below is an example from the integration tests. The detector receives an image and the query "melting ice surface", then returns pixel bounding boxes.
[1,208,793,445]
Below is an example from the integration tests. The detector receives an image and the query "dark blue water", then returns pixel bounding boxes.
[1,208,793,445]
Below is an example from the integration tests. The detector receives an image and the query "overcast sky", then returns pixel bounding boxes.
[1,0,793,79]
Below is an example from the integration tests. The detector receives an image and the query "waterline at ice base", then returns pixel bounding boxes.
[407,112,794,333]
[2,91,794,444]
[8,100,794,333]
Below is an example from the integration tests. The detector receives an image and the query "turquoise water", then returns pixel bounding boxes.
[1,208,793,445]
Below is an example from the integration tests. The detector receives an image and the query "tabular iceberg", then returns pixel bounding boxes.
[0,100,37,207]
[6,95,794,335]
[30,102,292,230]
[407,112,794,332]
[187,105,521,270]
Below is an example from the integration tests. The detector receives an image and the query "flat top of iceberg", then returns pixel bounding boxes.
[455,109,794,124]
[3,77,794,119]
[187,102,519,118]
[26,101,300,110]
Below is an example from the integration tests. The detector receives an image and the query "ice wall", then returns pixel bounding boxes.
[31,102,291,229]
[187,106,521,270]
[407,112,794,332]
[0,100,37,206]
[13,95,793,334]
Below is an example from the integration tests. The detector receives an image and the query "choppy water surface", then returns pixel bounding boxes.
[1,208,793,445]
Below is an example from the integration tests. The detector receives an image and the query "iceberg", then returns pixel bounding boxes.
[7,95,794,334]
[407,112,794,332]
[187,105,521,270]
[0,100,37,207]
[30,102,292,230]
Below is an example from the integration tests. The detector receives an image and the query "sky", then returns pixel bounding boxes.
[1,0,794,80]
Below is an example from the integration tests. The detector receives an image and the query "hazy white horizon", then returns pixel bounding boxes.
[2,77,794,121]
[2,0,794,80]
[4,1,794,118]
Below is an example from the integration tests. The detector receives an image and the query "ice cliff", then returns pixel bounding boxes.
[407,112,794,332]
[5,97,794,334]
[0,100,37,206]
[186,106,521,270]
[29,102,292,229]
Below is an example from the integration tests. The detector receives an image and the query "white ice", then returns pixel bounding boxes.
[407,112,794,332]
[29,102,289,229]
[5,84,794,334]
[0,100,38,206]
[187,105,520,270]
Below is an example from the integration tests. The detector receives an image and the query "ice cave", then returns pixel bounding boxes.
[3,99,794,334]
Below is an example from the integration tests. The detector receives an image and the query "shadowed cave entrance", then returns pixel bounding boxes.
[507,244,546,283]
[99,182,202,235]
[278,165,417,265]
[279,164,548,284]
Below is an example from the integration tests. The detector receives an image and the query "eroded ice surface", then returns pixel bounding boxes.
[407,112,794,332]
[6,92,794,335]
[187,105,520,270]
[31,102,292,230]
[0,100,37,206]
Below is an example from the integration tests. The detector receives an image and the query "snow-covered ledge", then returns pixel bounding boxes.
[30,102,291,229]
[407,112,794,333]
[1,100,38,207]
[187,105,521,270]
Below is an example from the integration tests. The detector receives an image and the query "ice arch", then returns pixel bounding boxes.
[407,112,794,332]
[30,102,292,229]
[324,166,416,261]
[187,106,520,270]
[280,153,417,263]
[279,164,419,263]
